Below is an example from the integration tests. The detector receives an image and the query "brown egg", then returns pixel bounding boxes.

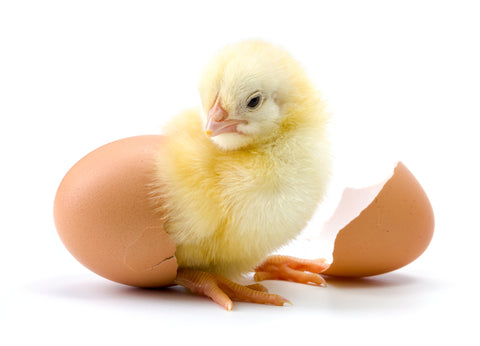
[321,162,434,277]
[54,135,177,287]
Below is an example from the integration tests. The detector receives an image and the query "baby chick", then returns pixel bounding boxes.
[152,40,331,310]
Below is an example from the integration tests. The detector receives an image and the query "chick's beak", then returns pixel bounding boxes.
[205,98,247,137]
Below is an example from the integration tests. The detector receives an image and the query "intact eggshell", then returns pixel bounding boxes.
[54,135,178,287]
[322,162,434,277]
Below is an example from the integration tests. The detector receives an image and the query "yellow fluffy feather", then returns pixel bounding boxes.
[152,40,331,279]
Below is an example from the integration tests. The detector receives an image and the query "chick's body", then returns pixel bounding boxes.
[153,41,331,279]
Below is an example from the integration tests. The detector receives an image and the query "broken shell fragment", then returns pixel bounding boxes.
[321,162,434,277]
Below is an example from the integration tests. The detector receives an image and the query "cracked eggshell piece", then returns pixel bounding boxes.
[321,162,434,277]
[54,135,178,287]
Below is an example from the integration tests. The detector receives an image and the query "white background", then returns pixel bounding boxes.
[1,0,479,344]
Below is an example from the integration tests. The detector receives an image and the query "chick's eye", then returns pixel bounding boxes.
[247,95,261,109]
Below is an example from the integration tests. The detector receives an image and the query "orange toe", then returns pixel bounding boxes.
[254,255,329,287]
[174,268,291,310]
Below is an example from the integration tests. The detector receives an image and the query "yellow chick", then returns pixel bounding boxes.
[152,40,331,310]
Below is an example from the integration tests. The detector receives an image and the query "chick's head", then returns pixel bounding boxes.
[198,40,311,151]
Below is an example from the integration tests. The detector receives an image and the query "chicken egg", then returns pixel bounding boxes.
[54,137,434,288]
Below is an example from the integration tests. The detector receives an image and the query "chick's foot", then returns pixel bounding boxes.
[174,268,291,311]
[254,255,330,286]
